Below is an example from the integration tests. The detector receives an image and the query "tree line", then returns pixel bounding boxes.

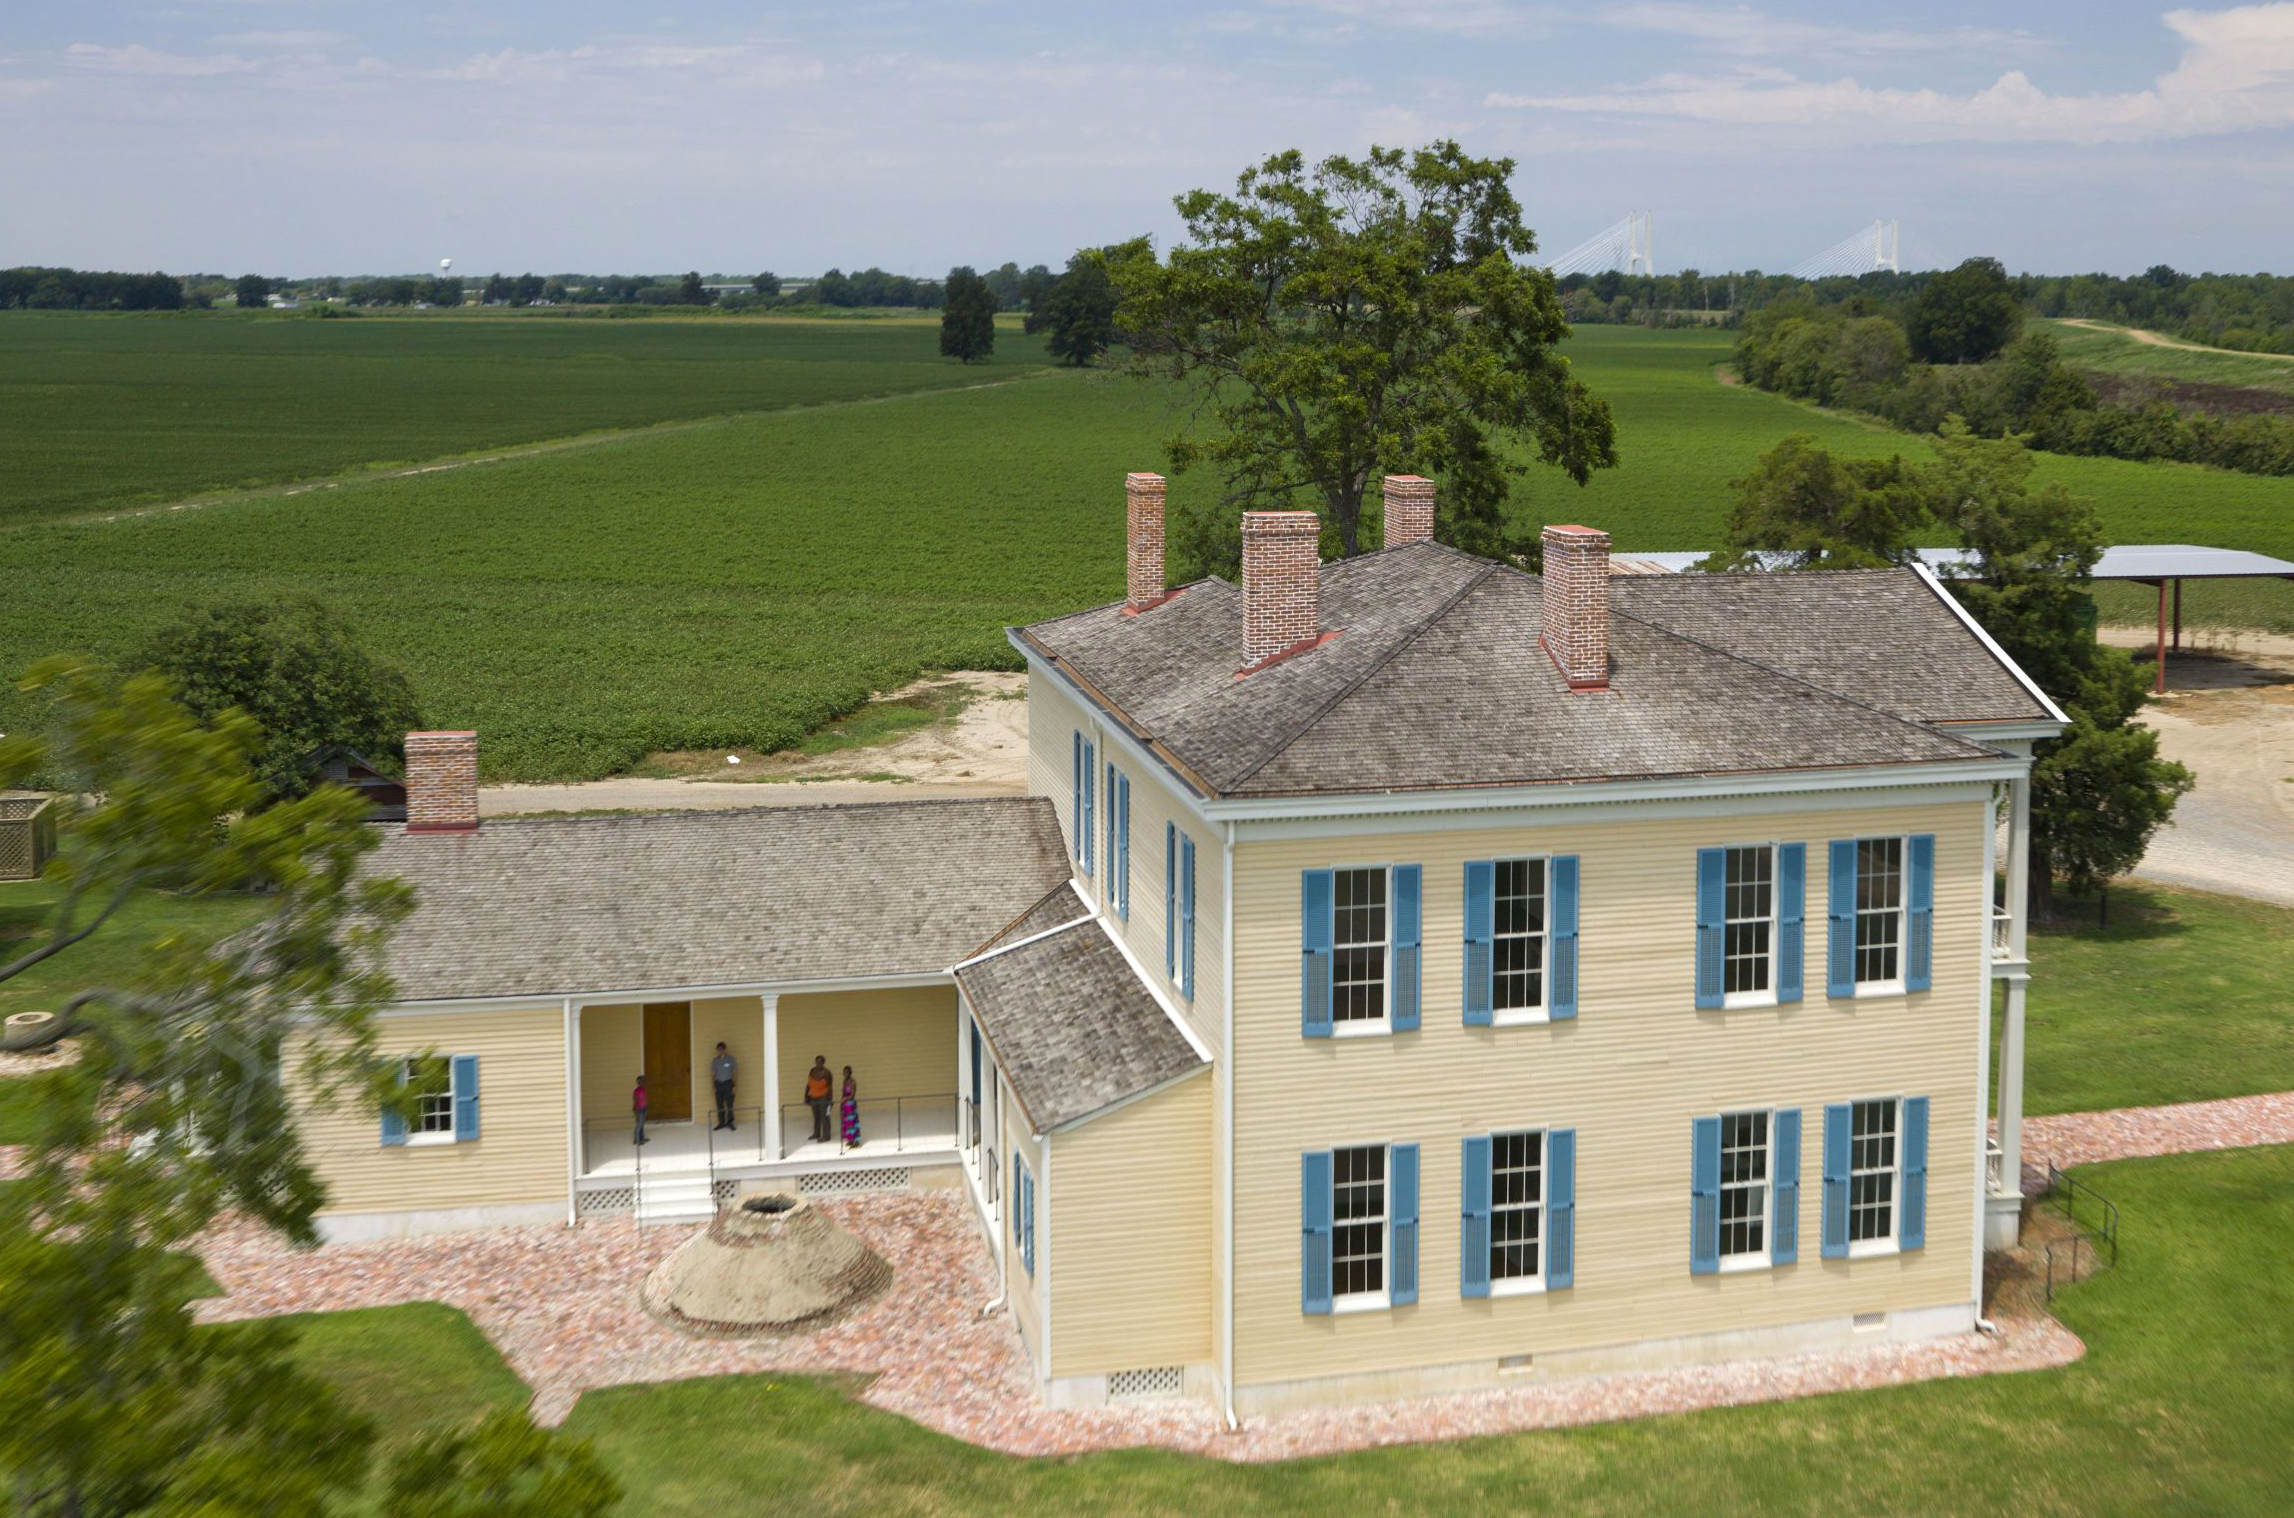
[1731,258,2294,479]
[0,266,186,311]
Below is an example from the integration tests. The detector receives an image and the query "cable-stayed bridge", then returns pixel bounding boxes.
[1790,220,1901,280]
[1547,213,1653,277]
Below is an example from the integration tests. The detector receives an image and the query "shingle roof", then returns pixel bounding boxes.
[969,881,1092,958]
[365,798,1069,1003]
[1016,543,2018,800]
[953,917,1206,1132]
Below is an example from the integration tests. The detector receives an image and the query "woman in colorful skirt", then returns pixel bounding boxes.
[840,1066,860,1149]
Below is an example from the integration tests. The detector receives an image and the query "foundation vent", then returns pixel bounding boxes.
[576,1187,636,1218]
[1853,1311,1887,1332]
[1107,1365,1185,1403]
[713,1179,739,1205]
[797,1166,911,1196]
[1498,1352,1536,1374]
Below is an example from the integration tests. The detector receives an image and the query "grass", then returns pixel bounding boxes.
[2007,884,2294,1116]
[629,677,980,778]
[248,1144,2258,1514]
[2043,318,2294,400]
[5,321,2293,782]
[0,877,271,1026]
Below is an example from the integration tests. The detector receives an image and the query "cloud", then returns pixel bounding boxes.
[430,43,822,87]
[64,42,257,77]
[1489,4,2294,143]
[211,31,352,49]
[1593,4,2035,61]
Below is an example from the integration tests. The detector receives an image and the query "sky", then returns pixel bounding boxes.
[8,2,2294,278]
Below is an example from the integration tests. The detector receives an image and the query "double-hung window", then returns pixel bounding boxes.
[1465,856,1578,1026]
[1693,1107,1800,1272]
[1493,860,1547,1017]
[382,1053,478,1147]
[1166,826,1196,1000]
[1820,1095,1928,1259]
[1103,762,1129,918]
[1070,732,1095,876]
[1461,1127,1576,1296]
[1333,868,1388,1028]
[1303,864,1422,1036]
[1723,847,1775,1000]
[1331,1145,1387,1302]
[1697,843,1804,1010]
[1853,838,1904,988]
[1489,1131,1544,1287]
[1718,1110,1771,1261]
[1302,1142,1420,1313]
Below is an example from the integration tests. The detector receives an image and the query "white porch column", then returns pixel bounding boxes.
[1998,773,2033,1211]
[563,998,581,1224]
[761,993,781,1163]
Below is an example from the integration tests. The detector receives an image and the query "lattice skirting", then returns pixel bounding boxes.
[1107,1364,1185,1403]
[576,1187,635,1217]
[797,1166,910,1196]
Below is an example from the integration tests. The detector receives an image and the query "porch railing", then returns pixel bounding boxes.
[1985,1135,2006,1197]
[776,1093,959,1160]
[1991,906,2014,958]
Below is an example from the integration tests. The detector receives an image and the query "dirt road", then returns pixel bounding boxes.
[2102,628,2294,906]
[2056,319,2294,364]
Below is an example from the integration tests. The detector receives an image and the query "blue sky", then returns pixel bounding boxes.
[9,2,2294,276]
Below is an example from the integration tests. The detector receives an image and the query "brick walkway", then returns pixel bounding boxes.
[2014,1090,2294,1196]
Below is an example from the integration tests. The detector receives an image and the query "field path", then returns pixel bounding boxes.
[8,371,1057,534]
[2055,318,2294,364]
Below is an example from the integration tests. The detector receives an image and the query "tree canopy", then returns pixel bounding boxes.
[1906,256,2021,365]
[939,267,997,363]
[1042,251,1120,367]
[1700,435,1928,570]
[1108,141,1615,571]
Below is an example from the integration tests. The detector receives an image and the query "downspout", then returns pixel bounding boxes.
[562,997,579,1227]
[1221,818,1238,1432]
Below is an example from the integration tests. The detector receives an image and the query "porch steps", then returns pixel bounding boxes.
[634,1171,718,1227]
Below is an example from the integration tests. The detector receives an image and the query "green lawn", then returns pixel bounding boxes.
[269,1145,2294,1515]
[6,321,2292,783]
[279,1302,531,1440]
[2009,884,2294,1116]
[2043,318,2294,400]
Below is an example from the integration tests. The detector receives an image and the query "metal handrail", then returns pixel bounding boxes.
[2042,1163,2122,1302]
[776,1092,959,1160]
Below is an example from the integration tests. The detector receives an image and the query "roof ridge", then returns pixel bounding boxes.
[1226,560,1502,789]
[433,794,1046,833]
[1609,600,2002,759]
[1010,576,1233,637]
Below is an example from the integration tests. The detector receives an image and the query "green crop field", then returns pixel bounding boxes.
[0,310,1048,526]
[2043,317,2294,400]
[4,318,2290,782]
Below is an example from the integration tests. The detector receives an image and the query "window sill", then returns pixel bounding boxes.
[1332,1295,1392,1316]
[1718,1255,1774,1274]
[1490,1008,1551,1028]
[1331,1022,1393,1040]
[1490,1276,1548,1298]
[403,1132,457,1149]
[1851,982,1906,1001]
[1720,991,1778,1011]
[1847,1239,1902,1260]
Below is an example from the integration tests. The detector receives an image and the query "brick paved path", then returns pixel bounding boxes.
[2014,1090,2294,1196]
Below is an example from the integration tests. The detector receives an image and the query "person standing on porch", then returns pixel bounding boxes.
[631,1074,649,1147]
[806,1056,833,1144]
[711,1042,737,1131]
[841,1066,861,1149]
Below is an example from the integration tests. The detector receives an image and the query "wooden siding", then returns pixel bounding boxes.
[1229,792,1990,1388]
[578,1003,642,1129]
[1000,1077,1047,1366]
[1024,671,1228,1052]
[1048,1075,1216,1377]
[301,1004,568,1216]
[775,986,958,1112]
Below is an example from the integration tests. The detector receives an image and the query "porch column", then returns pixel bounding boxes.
[1998,773,2033,1214]
[761,993,781,1163]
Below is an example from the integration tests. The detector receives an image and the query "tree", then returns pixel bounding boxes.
[678,270,707,306]
[385,1410,620,1517]
[939,266,996,363]
[1107,142,1616,569]
[234,274,270,309]
[1016,264,1056,327]
[753,270,781,298]
[1700,434,1928,570]
[1042,252,1119,367]
[983,261,1023,310]
[130,598,421,807]
[1906,256,2021,364]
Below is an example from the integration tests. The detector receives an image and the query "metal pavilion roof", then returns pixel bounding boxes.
[1617,545,2294,581]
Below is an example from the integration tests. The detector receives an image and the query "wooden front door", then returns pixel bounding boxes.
[641,1002,693,1122]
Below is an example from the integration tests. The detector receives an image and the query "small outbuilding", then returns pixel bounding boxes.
[305,747,408,823]
[0,792,57,881]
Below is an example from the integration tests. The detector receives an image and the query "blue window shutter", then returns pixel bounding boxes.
[1772,1108,1801,1265]
[1071,733,1083,860]
[1462,860,1494,1027]
[1549,856,1580,1020]
[1080,743,1095,876]
[1777,843,1806,1004]
[1389,1142,1419,1306]
[1901,1096,1929,1251]
[1690,1115,1721,1274]
[1024,1168,1036,1274]
[451,1053,479,1142]
[1301,1150,1333,1314]
[1301,868,1334,1038]
[1180,837,1197,999]
[1906,834,1935,993]
[380,1088,407,1148]
[1545,1128,1576,1290]
[1821,1102,1852,1258]
[1113,771,1131,919]
[1460,1135,1492,1298]
[1011,1150,1020,1238]
[1826,840,1858,998]
[1391,865,1422,1032]
[1694,848,1726,1010]
[1165,823,1178,976]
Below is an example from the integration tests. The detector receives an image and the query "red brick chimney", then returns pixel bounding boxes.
[404,731,479,833]
[1240,511,1321,669]
[1540,525,1611,690]
[1125,471,1167,611]
[1382,475,1435,548]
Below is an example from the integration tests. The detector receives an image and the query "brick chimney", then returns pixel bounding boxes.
[1382,475,1435,548]
[404,731,479,833]
[1240,511,1321,669]
[1540,525,1611,690]
[1125,471,1167,611]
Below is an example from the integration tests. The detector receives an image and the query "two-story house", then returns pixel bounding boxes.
[288,470,2060,1421]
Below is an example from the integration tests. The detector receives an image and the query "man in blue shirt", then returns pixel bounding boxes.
[710,1042,737,1131]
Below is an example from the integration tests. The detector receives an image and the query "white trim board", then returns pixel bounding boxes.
[1910,562,2072,728]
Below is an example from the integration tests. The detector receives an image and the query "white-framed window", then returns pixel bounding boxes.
[1489,1129,1544,1289]
[1723,845,1776,1004]
[1493,858,1547,1018]
[1849,1097,1899,1252]
[1331,1143,1387,1304]
[1719,1109,1772,1263]
[1853,837,1905,989]
[403,1055,454,1146]
[1333,867,1389,1028]
[1103,761,1129,918]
